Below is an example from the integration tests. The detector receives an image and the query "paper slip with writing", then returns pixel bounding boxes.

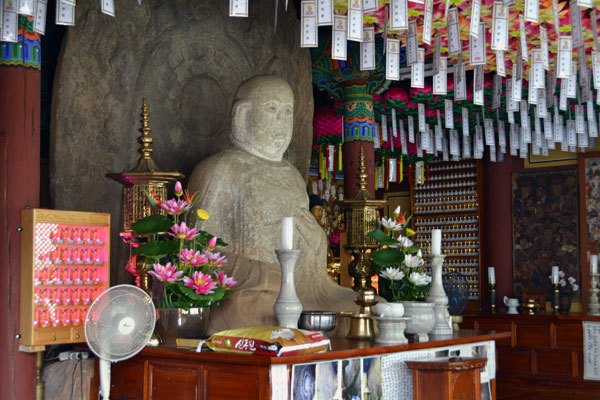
[579,126,589,149]
[474,67,484,106]
[463,134,472,158]
[567,120,577,146]
[578,0,593,7]
[33,0,47,34]
[510,124,519,155]
[230,0,248,17]
[524,0,539,22]
[576,105,585,134]
[423,0,434,45]
[301,1,318,47]
[18,0,34,16]
[447,7,461,55]
[541,132,549,155]
[445,99,454,129]
[474,127,484,159]
[360,27,375,70]
[317,0,333,25]
[555,115,563,143]
[1,11,17,42]
[521,100,530,128]
[332,16,347,60]
[571,2,584,48]
[588,101,599,137]
[537,90,548,118]
[470,23,486,65]
[593,10,599,51]
[450,130,460,156]
[391,109,398,138]
[400,122,408,155]
[381,116,389,142]
[455,60,467,101]
[55,0,74,26]
[492,74,502,109]
[498,121,507,149]
[433,32,441,75]
[559,80,568,110]
[362,0,378,13]
[557,36,573,78]
[462,108,470,136]
[442,134,449,160]
[390,0,408,31]
[540,26,549,70]
[411,48,425,88]
[512,71,522,102]
[544,115,553,140]
[374,123,381,148]
[347,0,363,42]
[422,127,433,153]
[496,50,506,76]
[470,0,482,37]
[528,69,539,105]
[100,0,115,17]
[418,104,426,133]
[507,80,519,112]
[531,49,545,88]
[386,39,400,80]
[522,123,532,145]
[407,21,418,65]
[435,124,443,154]
[484,119,496,146]
[520,131,528,158]
[519,15,528,61]
[408,116,415,143]
[491,2,509,51]
[566,63,578,98]
[433,57,448,95]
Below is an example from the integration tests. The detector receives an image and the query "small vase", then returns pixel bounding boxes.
[401,301,436,342]
[154,307,210,346]
[274,249,303,329]
[374,302,405,318]
[558,294,572,315]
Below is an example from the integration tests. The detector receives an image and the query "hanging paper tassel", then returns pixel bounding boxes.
[399,156,403,183]
[382,159,386,191]
[375,163,379,191]
[421,162,425,185]
[338,144,343,172]
[408,163,413,187]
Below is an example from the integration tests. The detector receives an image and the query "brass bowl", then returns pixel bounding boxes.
[298,311,337,332]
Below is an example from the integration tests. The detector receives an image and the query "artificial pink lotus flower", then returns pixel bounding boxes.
[183,271,217,295]
[179,248,209,267]
[147,262,184,283]
[216,270,237,289]
[204,251,228,266]
[160,199,191,215]
[174,181,183,197]
[207,236,217,249]
[169,221,199,240]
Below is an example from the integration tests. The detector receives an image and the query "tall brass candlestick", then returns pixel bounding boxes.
[489,284,497,313]
[552,283,560,314]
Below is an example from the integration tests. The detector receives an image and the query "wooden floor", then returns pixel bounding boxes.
[497,385,600,399]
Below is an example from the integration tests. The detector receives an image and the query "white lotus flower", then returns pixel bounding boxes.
[559,278,567,287]
[572,283,579,292]
[381,217,402,231]
[380,267,405,281]
[396,235,414,248]
[568,276,576,284]
[393,206,401,216]
[403,253,425,268]
[409,271,431,286]
[559,270,566,278]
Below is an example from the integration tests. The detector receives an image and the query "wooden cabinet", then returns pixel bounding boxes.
[461,313,600,393]
[91,331,510,400]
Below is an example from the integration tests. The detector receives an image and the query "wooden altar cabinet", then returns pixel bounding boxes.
[89,330,510,400]
[461,313,600,394]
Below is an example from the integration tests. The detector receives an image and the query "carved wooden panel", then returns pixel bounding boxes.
[148,361,200,400]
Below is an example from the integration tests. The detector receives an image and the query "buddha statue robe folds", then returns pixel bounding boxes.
[189,75,356,333]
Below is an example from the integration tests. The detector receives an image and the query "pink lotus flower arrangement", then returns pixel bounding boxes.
[131,181,236,309]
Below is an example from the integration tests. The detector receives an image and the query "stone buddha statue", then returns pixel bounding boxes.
[189,75,356,333]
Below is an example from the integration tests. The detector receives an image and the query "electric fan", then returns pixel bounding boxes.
[85,284,156,400]
[442,272,470,315]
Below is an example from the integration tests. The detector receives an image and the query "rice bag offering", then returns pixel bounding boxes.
[204,326,330,357]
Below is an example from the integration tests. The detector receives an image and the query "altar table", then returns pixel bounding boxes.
[90,330,509,400]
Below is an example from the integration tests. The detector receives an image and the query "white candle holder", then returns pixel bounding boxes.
[426,254,452,335]
[589,273,600,316]
[274,249,303,329]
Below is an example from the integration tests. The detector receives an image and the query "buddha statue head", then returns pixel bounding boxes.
[230,75,294,162]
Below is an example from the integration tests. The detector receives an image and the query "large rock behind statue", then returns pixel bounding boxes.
[51,0,313,285]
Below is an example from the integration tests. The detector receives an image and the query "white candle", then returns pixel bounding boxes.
[431,229,442,256]
[488,267,496,285]
[591,255,599,274]
[281,217,294,250]
[551,266,560,284]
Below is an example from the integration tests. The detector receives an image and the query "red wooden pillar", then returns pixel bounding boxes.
[0,64,40,399]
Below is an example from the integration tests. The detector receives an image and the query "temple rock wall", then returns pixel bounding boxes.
[51,0,313,284]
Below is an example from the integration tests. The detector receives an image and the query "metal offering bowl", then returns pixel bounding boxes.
[298,311,337,332]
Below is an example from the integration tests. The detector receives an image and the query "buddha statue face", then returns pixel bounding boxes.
[230,76,294,162]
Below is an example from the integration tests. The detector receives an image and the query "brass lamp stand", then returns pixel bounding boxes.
[108,99,184,295]
[343,145,386,340]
